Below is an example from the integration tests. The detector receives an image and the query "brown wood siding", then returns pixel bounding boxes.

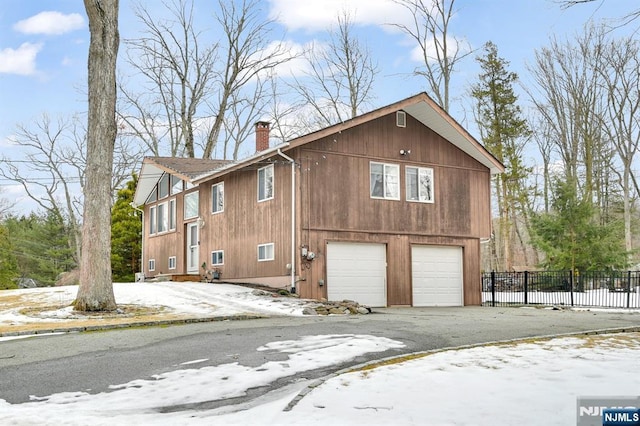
[143,192,187,277]
[199,159,294,281]
[142,110,491,305]
[294,111,491,305]
[295,230,482,306]
[299,123,491,238]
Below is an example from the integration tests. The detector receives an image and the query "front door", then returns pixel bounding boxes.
[186,222,199,274]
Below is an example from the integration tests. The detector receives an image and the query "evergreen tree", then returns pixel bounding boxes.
[111,175,142,282]
[0,224,19,289]
[531,178,628,271]
[4,212,76,286]
[471,41,533,270]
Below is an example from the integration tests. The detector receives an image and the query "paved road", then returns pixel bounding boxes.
[1,306,639,409]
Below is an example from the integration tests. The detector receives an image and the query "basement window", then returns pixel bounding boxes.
[168,256,176,270]
[258,243,274,261]
[149,259,156,272]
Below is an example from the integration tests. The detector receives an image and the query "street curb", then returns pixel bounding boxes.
[0,314,270,338]
[282,325,640,412]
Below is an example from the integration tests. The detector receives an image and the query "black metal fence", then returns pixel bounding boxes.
[482,270,640,309]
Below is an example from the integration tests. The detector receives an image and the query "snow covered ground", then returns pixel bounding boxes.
[0,282,313,329]
[0,331,638,425]
[2,283,639,425]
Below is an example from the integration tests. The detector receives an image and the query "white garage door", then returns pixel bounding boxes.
[326,242,387,307]
[412,245,463,307]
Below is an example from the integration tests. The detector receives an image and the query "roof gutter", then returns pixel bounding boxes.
[276,148,297,294]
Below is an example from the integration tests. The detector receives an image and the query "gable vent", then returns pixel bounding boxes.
[396,111,406,128]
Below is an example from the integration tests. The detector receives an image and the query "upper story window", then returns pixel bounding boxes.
[149,205,157,234]
[184,191,199,220]
[157,202,168,233]
[169,199,177,230]
[158,173,170,199]
[370,162,400,200]
[406,166,434,203]
[258,164,274,201]
[212,182,224,214]
[171,175,183,195]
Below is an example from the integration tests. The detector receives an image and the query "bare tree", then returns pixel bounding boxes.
[202,0,292,159]
[0,115,84,263]
[527,28,610,207]
[391,0,471,112]
[76,0,119,311]
[597,35,640,256]
[120,0,217,157]
[291,10,379,128]
[556,0,640,26]
[0,114,141,266]
[121,0,293,159]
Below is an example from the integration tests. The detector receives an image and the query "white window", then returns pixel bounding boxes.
[169,199,177,230]
[157,202,168,233]
[149,259,156,271]
[171,175,183,195]
[406,166,434,203]
[212,182,224,214]
[370,162,400,200]
[168,256,176,270]
[158,173,169,199]
[184,191,199,219]
[211,250,224,266]
[258,164,274,201]
[258,243,274,261]
[149,206,157,234]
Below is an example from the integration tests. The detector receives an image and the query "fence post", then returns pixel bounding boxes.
[569,270,574,307]
[627,271,632,309]
[524,271,529,305]
[491,270,496,307]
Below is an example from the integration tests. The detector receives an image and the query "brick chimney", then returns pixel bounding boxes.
[255,121,270,152]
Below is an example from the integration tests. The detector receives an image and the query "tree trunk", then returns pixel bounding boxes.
[75,0,119,311]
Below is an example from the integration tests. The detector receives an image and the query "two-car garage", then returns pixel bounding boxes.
[326,241,463,307]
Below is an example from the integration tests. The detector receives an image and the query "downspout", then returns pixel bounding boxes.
[276,149,296,293]
[130,202,145,281]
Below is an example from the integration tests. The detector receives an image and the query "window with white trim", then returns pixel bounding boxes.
[211,250,224,266]
[406,166,434,203]
[168,256,176,270]
[158,173,169,199]
[212,182,224,214]
[184,191,199,219]
[258,243,274,261]
[171,175,183,195]
[370,162,400,200]
[157,202,168,233]
[149,259,156,271]
[169,199,177,230]
[258,164,274,201]
[149,206,157,234]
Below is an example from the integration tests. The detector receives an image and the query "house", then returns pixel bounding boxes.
[132,92,504,307]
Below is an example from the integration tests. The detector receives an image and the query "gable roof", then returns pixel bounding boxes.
[134,93,504,206]
[286,92,504,174]
[133,157,231,206]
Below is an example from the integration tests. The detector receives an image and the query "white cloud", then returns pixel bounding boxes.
[268,0,407,32]
[0,43,42,75]
[13,11,85,35]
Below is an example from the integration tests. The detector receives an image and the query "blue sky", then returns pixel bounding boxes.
[0,0,634,209]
